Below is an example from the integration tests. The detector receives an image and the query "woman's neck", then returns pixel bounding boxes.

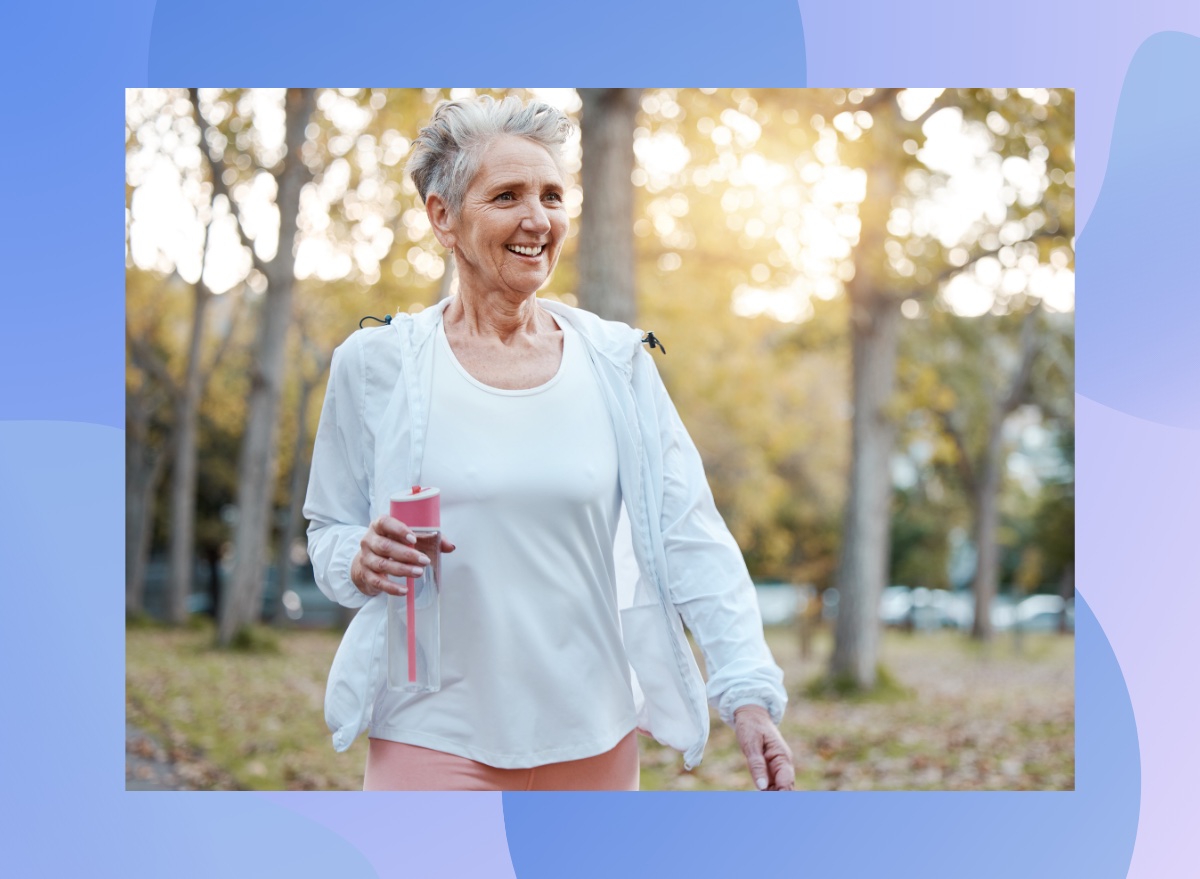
[447,287,546,343]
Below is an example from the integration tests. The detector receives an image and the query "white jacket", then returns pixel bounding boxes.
[304,297,786,769]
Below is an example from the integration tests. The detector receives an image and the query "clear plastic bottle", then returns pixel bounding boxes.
[386,488,442,693]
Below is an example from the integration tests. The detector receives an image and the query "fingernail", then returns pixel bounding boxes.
[416,554,430,565]
[405,533,417,544]
[755,777,768,790]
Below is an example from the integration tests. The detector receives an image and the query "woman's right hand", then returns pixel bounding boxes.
[350,515,440,598]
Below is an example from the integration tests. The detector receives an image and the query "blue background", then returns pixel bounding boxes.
[2,2,1197,876]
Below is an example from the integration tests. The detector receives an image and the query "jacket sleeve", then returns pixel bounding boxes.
[642,350,787,727]
[303,335,372,609]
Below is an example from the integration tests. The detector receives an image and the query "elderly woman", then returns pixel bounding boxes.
[304,95,792,791]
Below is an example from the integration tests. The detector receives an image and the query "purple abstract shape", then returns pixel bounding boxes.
[260,792,516,879]
[1076,32,1200,428]
[123,793,380,877]
[1077,393,1200,879]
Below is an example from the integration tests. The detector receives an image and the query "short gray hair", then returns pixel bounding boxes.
[406,94,573,217]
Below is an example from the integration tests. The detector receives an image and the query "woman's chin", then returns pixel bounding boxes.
[502,272,554,298]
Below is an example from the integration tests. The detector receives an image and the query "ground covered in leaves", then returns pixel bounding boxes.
[126,621,1072,791]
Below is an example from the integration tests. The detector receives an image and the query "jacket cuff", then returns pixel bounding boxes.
[331,544,370,609]
[720,688,785,727]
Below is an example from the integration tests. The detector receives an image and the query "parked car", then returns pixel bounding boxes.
[940,591,975,630]
[260,572,340,627]
[899,587,971,631]
[880,586,912,627]
[753,582,817,626]
[140,557,339,627]
[989,594,1018,631]
[1014,594,1074,632]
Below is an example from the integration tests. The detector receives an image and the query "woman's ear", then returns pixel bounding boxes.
[426,194,456,251]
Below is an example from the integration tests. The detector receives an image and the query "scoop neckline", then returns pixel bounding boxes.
[436,316,570,397]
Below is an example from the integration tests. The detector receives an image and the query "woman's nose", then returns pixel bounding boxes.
[521,197,551,234]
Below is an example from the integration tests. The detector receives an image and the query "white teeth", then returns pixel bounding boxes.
[506,245,544,256]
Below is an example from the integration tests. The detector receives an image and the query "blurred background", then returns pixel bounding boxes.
[125,88,1074,791]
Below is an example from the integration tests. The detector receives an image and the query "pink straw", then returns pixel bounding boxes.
[407,576,416,682]
[407,486,420,682]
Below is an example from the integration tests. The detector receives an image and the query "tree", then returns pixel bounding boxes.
[126,90,250,623]
[269,328,330,623]
[1031,425,1075,633]
[822,88,1073,684]
[125,293,174,617]
[212,88,316,645]
[944,307,1039,639]
[128,89,453,630]
[827,92,910,688]
[577,89,642,323]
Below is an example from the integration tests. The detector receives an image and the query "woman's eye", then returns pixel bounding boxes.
[544,191,563,203]
[496,191,515,202]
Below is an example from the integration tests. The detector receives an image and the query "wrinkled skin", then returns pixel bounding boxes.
[351,514,456,597]
[734,704,796,791]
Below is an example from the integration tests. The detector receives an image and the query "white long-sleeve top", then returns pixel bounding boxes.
[304,297,786,769]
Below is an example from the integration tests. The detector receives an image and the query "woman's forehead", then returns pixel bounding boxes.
[473,136,563,186]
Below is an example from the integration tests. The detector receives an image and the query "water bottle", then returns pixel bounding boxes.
[386,486,442,693]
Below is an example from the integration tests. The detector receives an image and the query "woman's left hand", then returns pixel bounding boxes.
[733,705,795,791]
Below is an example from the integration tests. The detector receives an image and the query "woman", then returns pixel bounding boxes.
[305,95,793,791]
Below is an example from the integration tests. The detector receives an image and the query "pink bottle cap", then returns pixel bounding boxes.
[390,486,440,529]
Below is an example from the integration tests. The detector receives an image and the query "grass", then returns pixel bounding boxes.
[802,662,913,702]
[126,617,367,790]
[126,620,1073,792]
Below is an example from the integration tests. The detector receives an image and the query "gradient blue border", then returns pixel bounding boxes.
[3,1,1196,877]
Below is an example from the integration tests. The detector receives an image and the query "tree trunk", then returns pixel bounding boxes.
[125,405,166,617]
[219,88,315,646]
[969,419,1003,641]
[830,295,901,688]
[968,310,1039,642]
[577,88,641,325]
[1058,561,1074,634]
[165,283,210,624]
[271,372,317,624]
[828,124,902,690]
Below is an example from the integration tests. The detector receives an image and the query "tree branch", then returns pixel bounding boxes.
[127,321,178,395]
[927,230,1062,293]
[858,88,901,116]
[1001,303,1042,415]
[906,89,954,130]
[190,88,270,279]
[200,286,247,382]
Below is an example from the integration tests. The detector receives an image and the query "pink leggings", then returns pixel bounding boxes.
[363,731,640,791]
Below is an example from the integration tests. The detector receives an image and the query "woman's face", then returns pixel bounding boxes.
[443,135,569,300]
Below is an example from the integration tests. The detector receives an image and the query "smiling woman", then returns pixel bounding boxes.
[428,135,569,326]
[302,94,791,792]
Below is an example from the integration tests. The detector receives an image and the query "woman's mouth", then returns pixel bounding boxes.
[506,244,545,257]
